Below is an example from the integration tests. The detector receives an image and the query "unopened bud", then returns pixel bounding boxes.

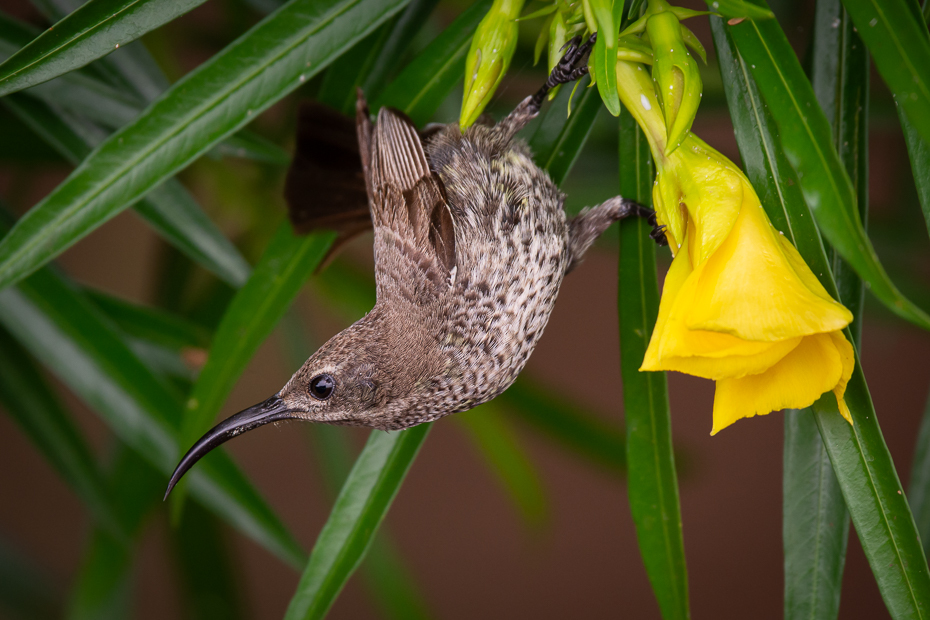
[646,10,702,155]
[460,0,525,130]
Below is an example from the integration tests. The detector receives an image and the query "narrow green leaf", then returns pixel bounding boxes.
[170,501,244,620]
[813,379,930,619]
[361,0,440,97]
[899,108,930,241]
[724,1,930,331]
[0,326,124,541]
[458,404,548,528]
[592,2,621,116]
[908,390,930,559]
[284,424,430,620]
[0,233,305,568]
[0,0,411,292]
[714,12,930,618]
[66,447,162,620]
[712,24,851,618]
[318,21,397,114]
[0,537,59,620]
[83,288,210,351]
[0,0,205,97]
[500,380,626,474]
[2,94,252,287]
[358,537,431,620]
[707,0,774,19]
[617,101,688,620]
[174,227,335,509]
[838,0,930,146]
[374,0,492,124]
[529,79,603,185]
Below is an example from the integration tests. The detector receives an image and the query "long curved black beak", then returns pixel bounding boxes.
[164,395,295,500]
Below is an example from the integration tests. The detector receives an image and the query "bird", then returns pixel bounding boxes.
[165,35,665,498]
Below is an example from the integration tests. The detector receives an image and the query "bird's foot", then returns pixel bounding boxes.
[530,33,597,112]
[644,211,669,247]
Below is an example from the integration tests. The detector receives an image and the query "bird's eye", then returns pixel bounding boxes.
[308,374,335,400]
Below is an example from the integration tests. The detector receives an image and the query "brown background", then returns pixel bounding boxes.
[1,0,929,618]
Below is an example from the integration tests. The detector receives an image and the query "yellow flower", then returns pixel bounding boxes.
[615,60,855,434]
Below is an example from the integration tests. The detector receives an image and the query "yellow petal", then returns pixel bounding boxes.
[673,135,743,265]
[710,332,845,435]
[641,225,801,379]
[829,330,856,425]
[686,199,852,342]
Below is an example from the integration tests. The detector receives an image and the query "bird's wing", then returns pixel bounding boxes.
[361,104,457,301]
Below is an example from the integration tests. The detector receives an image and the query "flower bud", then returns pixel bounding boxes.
[646,10,702,155]
[460,0,525,130]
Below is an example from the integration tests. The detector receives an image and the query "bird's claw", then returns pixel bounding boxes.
[644,211,669,247]
[530,33,597,111]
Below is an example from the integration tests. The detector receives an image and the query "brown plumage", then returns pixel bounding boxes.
[165,37,665,497]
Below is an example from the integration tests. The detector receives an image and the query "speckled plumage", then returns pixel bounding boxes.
[277,95,652,431]
[164,38,663,496]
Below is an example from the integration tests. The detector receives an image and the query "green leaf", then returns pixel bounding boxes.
[908,390,930,559]
[174,226,335,510]
[361,0,440,97]
[724,1,930,331]
[0,231,305,568]
[170,501,244,620]
[0,326,124,541]
[529,78,603,185]
[318,20,397,114]
[838,0,930,147]
[707,0,774,19]
[500,380,626,474]
[714,6,857,618]
[0,0,206,97]
[374,0,492,124]
[0,0,411,292]
[458,404,549,528]
[1,94,252,287]
[284,424,430,620]
[900,108,930,241]
[813,378,930,619]
[617,101,687,620]
[591,0,621,115]
[712,23,851,617]
[66,447,162,620]
[713,13,930,619]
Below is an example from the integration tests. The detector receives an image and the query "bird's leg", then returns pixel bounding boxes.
[565,196,668,273]
[496,33,597,139]
[529,33,598,113]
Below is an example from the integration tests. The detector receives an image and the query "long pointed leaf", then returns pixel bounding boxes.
[716,13,930,619]
[0,231,305,568]
[838,0,930,147]
[66,447,162,620]
[373,0,491,124]
[724,1,930,331]
[0,0,412,292]
[458,404,549,528]
[284,425,430,620]
[908,390,930,558]
[618,100,688,620]
[2,93,252,287]
[0,326,125,541]
[0,0,206,97]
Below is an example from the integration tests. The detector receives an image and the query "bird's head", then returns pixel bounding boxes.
[164,319,394,499]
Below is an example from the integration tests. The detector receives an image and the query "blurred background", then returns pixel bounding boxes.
[0,0,928,618]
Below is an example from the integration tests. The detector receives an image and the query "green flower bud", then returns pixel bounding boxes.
[460,0,525,130]
[646,9,702,155]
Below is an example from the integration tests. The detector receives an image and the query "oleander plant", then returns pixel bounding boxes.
[0,0,928,618]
